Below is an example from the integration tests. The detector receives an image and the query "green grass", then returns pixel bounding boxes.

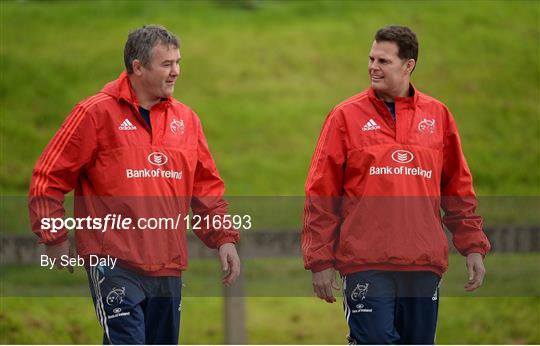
[1,296,538,344]
[2,254,539,297]
[1,1,539,344]
[1,0,539,196]
[1,1,538,231]
[1,255,539,343]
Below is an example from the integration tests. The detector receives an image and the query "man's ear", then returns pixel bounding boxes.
[405,59,416,74]
[132,59,143,76]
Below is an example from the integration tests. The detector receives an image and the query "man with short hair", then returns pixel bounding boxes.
[29,24,240,344]
[302,25,490,344]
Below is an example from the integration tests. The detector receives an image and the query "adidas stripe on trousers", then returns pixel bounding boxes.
[87,264,182,345]
[343,270,440,345]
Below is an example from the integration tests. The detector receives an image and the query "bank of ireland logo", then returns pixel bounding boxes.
[170,119,184,135]
[350,283,369,302]
[391,150,414,164]
[106,287,125,306]
[148,152,168,166]
[418,118,435,134]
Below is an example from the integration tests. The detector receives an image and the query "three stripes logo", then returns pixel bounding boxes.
[119,118,137,131]
[362,118,381,131]
[391,150,414,164]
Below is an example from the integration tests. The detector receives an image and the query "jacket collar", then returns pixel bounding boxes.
[102,71,173,110]
[368,83,419,109]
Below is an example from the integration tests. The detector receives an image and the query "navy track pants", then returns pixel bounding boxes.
[343,270,440,345]
[87,265,182,345]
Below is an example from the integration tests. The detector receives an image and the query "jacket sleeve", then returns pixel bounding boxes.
[190,116,239,249]
[302,109,346,272]
[28,100,98,245]
[440,109,490,256]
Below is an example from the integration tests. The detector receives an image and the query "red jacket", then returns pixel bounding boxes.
[302,86,490,277]
[29,72,239,276]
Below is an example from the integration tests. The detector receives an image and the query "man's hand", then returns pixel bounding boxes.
[464,252,485,291]
[46,239,74,273]
[218,243,240,286]
[312,267,340,303]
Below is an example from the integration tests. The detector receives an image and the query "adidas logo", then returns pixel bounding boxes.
[119,119,137,131]
[362,118,381,131]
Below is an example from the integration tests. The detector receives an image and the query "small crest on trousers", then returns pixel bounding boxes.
[350,283,369,302]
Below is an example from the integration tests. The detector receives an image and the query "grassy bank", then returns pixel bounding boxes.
[1,1,539,344]
[1,0,538,195]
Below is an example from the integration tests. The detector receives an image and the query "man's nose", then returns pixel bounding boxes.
[171,64,180,77]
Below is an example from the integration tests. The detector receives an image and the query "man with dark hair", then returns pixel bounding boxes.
[302,25,490,344]
[29,24,240,344]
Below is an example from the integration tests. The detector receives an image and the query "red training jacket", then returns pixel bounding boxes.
[302,86,490,277]
[29,71,239,276]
